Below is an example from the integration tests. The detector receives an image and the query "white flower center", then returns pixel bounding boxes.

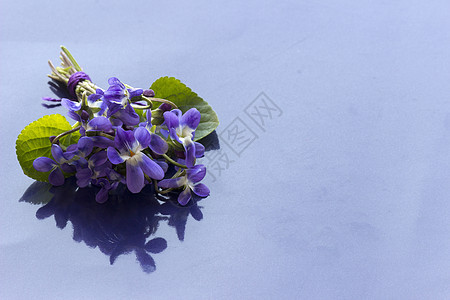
[127,152,143,166]
[176,126,195,145]
[120,141,143,162]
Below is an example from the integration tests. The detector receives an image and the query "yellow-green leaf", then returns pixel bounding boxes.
[16,114,80,182]
[150,77,219,141]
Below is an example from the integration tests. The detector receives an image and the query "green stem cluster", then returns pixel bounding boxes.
[47,48,100,98]
[48,46,178,110]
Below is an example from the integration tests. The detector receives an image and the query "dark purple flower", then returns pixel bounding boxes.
[88,89,108,116]
[61,98,84,122]
[61,98,112,136]
[158,103,172,112]
[112,102,140,126]
[61,98,81,111]
[158,164,210,205]
[85,116,112,131]
[128,87,144,99]
[103,77,141,126]
[89,136,115,149]
[72,136,94,157]
[162,108,201,167]
[61,136,108,187]
[143,89,155,97]
[85,78,141,126]
[107,127,165,193]
[32,144,75,186]
[139,110,169,155]
[80,116,112,136]
[103,77,127,103]
[88,89,104,102]
[75,151,109,188]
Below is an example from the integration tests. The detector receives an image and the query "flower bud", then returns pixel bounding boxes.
[143,89,155,97]
[158,103,172,112]
[80,110,90,121]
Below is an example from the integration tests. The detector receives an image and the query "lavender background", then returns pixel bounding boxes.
[2,0,450,299]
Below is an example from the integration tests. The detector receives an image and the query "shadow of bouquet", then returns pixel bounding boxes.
[20,177,204,273]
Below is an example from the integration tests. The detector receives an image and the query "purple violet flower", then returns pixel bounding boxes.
[61,98,83,122]
[32,144,76,186]
[75,151,110,187]
[88,89,108,116]
[62,137,109,187]
[89,136,115,149]
[90,77,141,126]
[107,127,165,193]
[139,110,169,155]
[61,98,112,136]
[80,116,113,136]
[162,108,203,167]
[158,164,210,205]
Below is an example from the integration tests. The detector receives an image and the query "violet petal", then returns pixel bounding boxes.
[107,147,125,164]
[139,154,164,180]
[192,183,210,197]
[49,168,65,186]
[33,157,55,172]
[134,126,151,148]
[126,162,144,193]
[158,177,184,189]
[149,133,168,155]
[177,188,192,205]
[181,108,201,129]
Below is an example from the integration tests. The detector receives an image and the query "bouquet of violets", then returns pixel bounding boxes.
[16,47,219,205]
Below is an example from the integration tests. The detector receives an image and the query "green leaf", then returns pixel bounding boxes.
[150,77,219,141]
[16,114,80,182]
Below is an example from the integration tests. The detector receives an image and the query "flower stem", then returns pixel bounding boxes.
[150,97,178,109]
[52,126,81,144]
[48,60,68,83]
[61,46,82,72]
[162,154,187,168]
[60,51,77,74]
[144,174,153,183]
[158,188,175,194]
[97,132,115,140]
[171,168,183,179]
[78,81,97,95]
[131,96,152,110]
